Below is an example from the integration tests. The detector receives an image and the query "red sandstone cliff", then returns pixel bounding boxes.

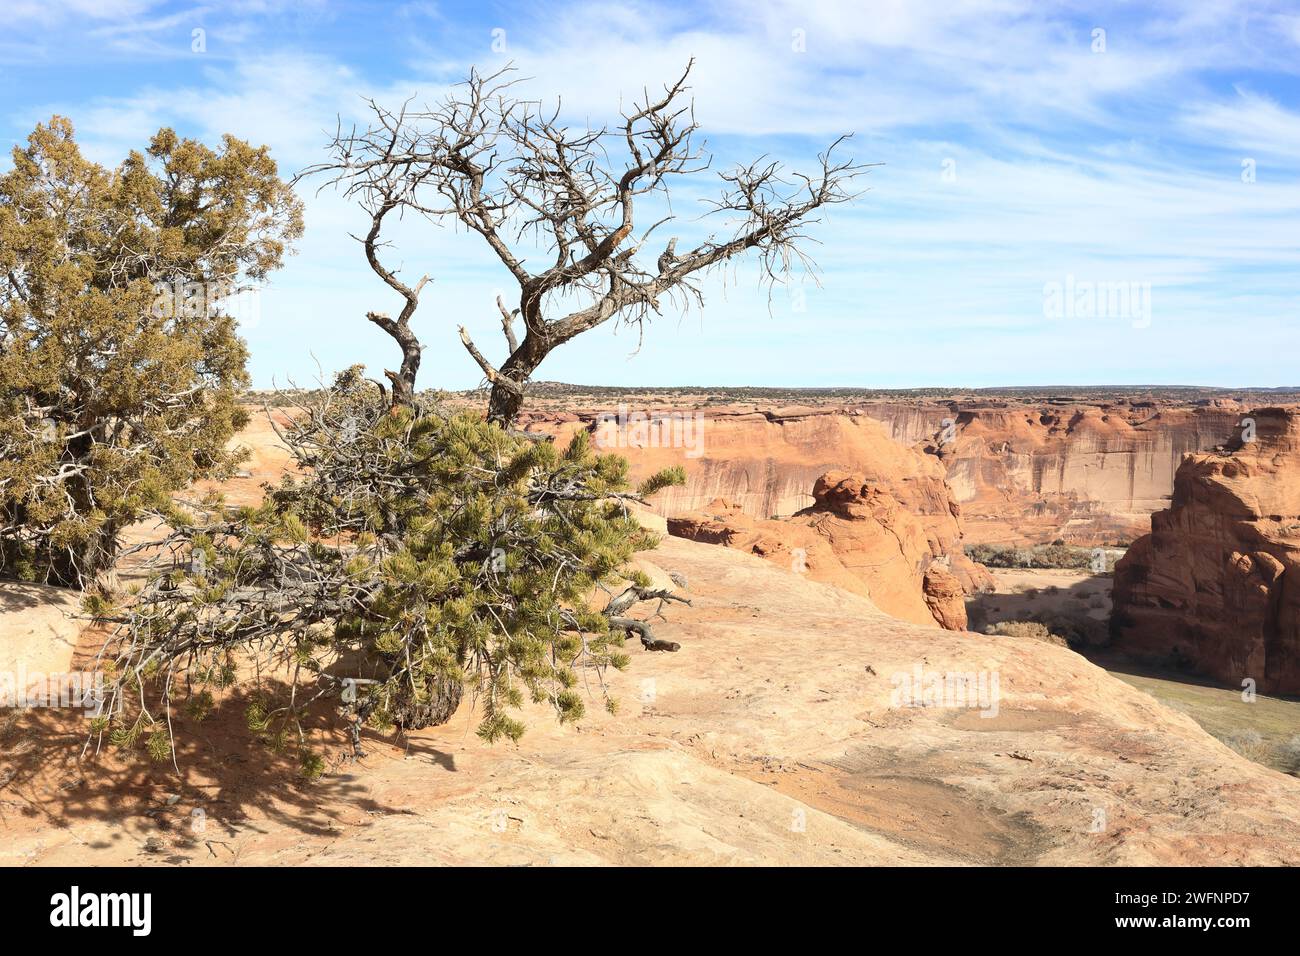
[520,398,1246,549]
[1111,407,1300,693]
[526,409,989,589]
[871,399,1246,546]
[668,471,986,630]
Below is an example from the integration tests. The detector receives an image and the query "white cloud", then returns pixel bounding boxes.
[1183,88,1300,159]
[7,0,1300,388]
[4,0,161,24]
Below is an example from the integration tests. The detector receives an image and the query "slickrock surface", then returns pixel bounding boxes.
[1112,407,1300,694]
[6,535,1300,866]
[0,583,82,685]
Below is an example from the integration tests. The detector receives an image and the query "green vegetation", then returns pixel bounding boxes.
[965,543,1107,571]
[0,117,302,587]
[92,371,685,765]
[1107,668,1300,776]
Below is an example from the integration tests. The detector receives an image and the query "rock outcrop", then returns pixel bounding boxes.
[1111,407,1300,693]
[529,407,986,582]
[668,471,989,630]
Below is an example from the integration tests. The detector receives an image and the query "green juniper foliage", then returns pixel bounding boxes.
[0,117,302,587]
[93,370,685,765]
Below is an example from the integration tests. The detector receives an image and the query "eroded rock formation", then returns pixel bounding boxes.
[886,399,1246,547]
[668,471,990,629]
[1111,407,1300,693]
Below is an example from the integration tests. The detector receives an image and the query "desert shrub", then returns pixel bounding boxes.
[987,620,1068,647]
[1221,729,1269,764]
[1279,736,1300,776]
[91,372,686,764]
[1036,611,1108,648]
[965,543,1093,570]
[986,611,1106,649]
[0,117,302,587]
[1035,543,1093,569]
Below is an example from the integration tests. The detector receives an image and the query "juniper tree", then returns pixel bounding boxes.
[0,117,302,587]
[92,369,686,766]
[300,61,866,425]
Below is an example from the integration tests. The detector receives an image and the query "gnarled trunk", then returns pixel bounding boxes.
[390,678,463,729]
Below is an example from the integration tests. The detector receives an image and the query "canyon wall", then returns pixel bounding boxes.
[1111,407,1300,694]
[869,399,1246,547]
[523,410,993,630]
[523,405,990,564]
[522,398,1247,548]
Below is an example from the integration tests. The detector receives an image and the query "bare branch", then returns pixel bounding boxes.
[297,61,867,426]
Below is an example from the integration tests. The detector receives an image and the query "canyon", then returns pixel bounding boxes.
[516,389,1270,548]
[514,389,1274,635]
[5,390,1300,866]
[1112,407,1300,695]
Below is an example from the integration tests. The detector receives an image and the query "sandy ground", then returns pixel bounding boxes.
[0,584,83,690]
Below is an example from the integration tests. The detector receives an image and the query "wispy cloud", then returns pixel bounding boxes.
[3,0,1298,388]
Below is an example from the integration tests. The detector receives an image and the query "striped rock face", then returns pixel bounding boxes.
[1112,406,1300,694]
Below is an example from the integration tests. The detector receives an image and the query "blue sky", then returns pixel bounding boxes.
[3,0,1299,389]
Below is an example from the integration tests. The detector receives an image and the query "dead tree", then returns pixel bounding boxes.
[299,61,869,424]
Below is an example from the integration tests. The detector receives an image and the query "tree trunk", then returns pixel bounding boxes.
[487,383,525,428]
[390,678,463,730]
[366,311,422,409]
[48,519,119,589]
[486,341,547,428]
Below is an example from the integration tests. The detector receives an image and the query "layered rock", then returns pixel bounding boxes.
[520,397,1248,549]
[1111,407,1300,693]
[871,399,1246,546]
[527,407,986,587]
[668,471,989,630]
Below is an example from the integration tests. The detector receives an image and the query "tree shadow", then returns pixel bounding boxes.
[0,580,67,613]
[0,661,460,862]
